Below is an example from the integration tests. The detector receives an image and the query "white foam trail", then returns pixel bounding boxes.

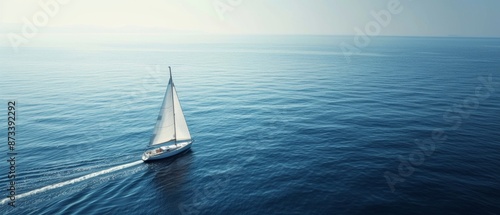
[1,160,143,205]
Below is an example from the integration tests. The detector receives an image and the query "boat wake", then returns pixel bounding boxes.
[0,160,143,205]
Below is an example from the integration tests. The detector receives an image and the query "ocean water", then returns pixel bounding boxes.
[1,36,500,214]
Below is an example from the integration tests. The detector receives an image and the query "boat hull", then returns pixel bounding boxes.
[142,141,193,162]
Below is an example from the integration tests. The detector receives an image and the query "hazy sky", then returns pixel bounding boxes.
[1,0,499,37]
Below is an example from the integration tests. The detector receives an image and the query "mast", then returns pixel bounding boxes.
[170,66,177,146]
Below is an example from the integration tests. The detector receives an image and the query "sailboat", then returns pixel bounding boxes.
[142,67,193,162]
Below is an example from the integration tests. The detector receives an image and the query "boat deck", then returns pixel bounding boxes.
[144,141,191,157]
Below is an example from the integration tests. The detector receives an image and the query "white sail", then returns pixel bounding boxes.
[173,84,192,141]
[150,78,175,146]
[149,74,191,146]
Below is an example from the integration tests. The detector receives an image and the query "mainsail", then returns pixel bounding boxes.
[172,84,191,141]
[149,70,191,146]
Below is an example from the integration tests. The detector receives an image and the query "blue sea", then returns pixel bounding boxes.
[1,35,500,214]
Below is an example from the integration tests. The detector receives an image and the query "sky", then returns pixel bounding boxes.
[0,0,499,37]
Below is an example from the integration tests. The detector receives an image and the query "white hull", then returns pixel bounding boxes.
[142,140,193,162]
